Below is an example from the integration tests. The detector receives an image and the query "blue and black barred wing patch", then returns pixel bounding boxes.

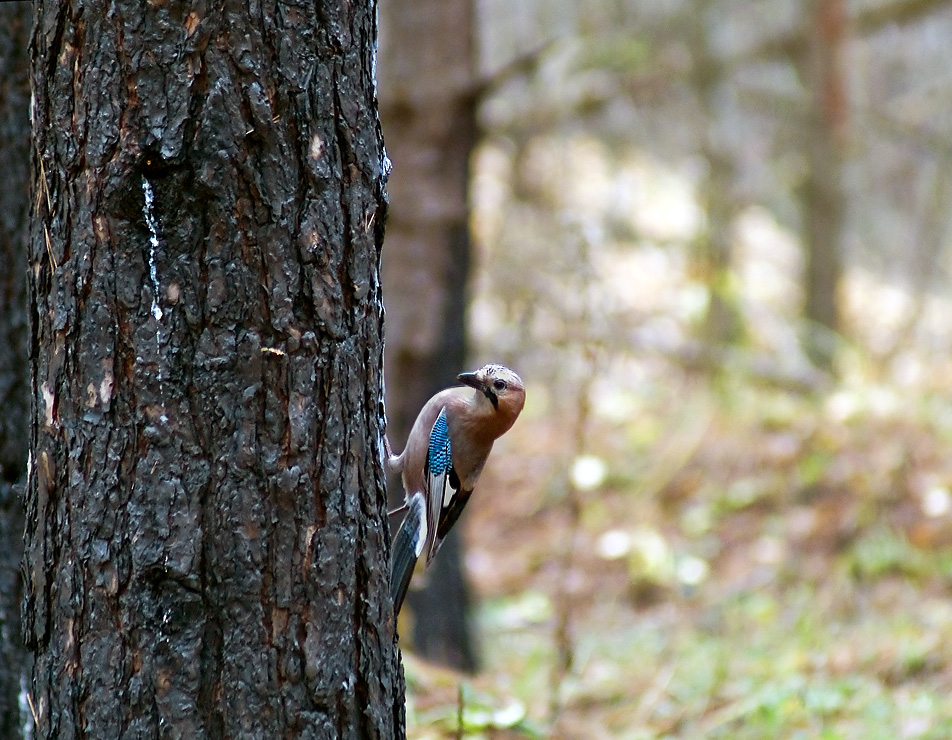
[426,408,453,480]
[424,408,457,564]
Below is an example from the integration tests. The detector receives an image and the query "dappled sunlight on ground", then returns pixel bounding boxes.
[398,121,952,738]
[402,357,952,738]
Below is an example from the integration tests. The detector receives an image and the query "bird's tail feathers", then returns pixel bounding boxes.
[390,492,427,616]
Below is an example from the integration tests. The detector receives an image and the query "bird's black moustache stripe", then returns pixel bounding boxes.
[483,387,499,409]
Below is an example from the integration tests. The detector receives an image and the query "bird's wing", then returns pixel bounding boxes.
[423,407,464,565]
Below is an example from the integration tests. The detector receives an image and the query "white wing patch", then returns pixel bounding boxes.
[410,494,428,558]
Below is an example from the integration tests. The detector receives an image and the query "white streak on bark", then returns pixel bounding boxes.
[142,177,164,321]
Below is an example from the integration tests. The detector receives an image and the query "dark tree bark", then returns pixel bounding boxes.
[378,0,479,671]
[801,0,848,370]
[24,1,404,738]
[0,7,32,739]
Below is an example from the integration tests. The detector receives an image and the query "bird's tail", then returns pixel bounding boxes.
[390,492,427,616]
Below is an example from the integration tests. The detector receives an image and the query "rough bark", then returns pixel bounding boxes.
[801,0,847,370]
[24,1,403,738]
[0,6,32,739]
[378,0,479,670]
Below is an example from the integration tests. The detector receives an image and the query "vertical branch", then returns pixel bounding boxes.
[548,355,595,723]
[548,225,598,725]
[690,0,743,349]
[801,0,849,370]
[455,682,465,740]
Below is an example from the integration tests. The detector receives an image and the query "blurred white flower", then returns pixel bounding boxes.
[571,454,608,490]
[492,700,526,727]
[628,527,671,576]
[676,555,709,587]
[596,529,631,560]
[922,486,952,518]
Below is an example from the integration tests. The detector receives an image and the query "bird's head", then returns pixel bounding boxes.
[457,364,526,423]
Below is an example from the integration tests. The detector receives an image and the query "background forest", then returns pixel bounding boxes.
[1,0,951,738]
[381,0,952,738]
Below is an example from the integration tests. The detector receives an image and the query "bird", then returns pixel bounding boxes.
[387,363,526,616]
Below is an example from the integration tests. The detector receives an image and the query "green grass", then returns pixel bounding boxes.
[405,375,952,739]
[456,575,952,739]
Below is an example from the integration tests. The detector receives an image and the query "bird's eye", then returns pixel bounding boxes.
[493,379,507,392]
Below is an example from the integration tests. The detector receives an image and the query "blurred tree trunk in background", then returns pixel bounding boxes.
[801,0,848,371]
[0,7,31,739]
[698,149,742,345]
[691,5,744,348]
[379,0,479,671]
[24,1,403,736]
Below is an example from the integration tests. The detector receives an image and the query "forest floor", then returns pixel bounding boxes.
[400,359,952,739]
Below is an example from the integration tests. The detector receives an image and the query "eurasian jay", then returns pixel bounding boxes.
[387,364,526,616]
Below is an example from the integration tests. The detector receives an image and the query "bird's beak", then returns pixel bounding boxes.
[457,371,483,391]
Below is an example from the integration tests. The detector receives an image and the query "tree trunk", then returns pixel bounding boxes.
[690,4,744,349]
[802,0,847,370]
[378,0,479,671]
[0,7,32,739]
[24,1,404,738]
